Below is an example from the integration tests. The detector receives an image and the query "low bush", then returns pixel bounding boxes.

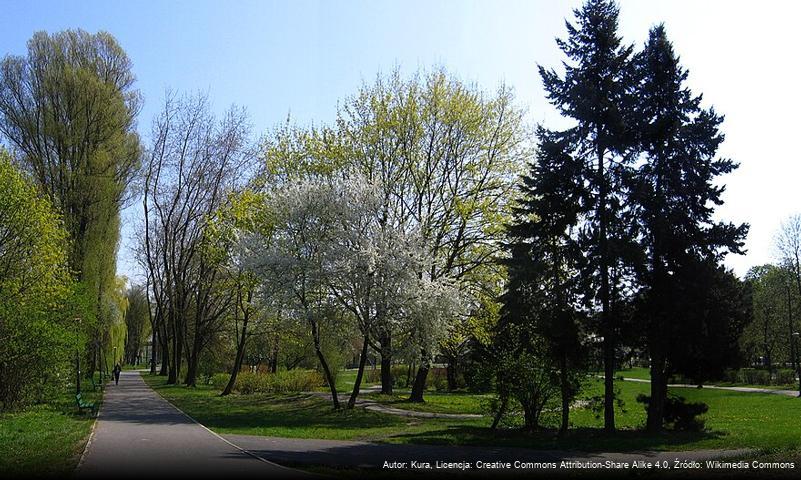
[738,368,771,385]
[209,373,231,387]
[721,368,796,386]
[234,370,325,394]
[430,367,449,391]
[364,364,417,389]
[364,368,381,385]
[637,394,708,431]
[721,369,738,383]
[775,369,796,386]
[362,365,459,391]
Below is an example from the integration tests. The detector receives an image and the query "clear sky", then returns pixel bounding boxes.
[2,0,799,283]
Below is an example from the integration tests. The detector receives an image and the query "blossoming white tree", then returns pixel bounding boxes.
[246,172,465,408]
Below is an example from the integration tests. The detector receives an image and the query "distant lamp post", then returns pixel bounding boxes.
[794,332,801,397]
[114,346,118,366]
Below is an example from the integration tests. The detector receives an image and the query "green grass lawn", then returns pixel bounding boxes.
[0,388,100,477]
[361,391,490,415]
[317,369,378,394]
[143,372,801,453]
[616,366,651,380]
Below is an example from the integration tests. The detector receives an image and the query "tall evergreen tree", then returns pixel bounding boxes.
[630,25,748,432]
[503,127,587,434]
[538,0,636,431]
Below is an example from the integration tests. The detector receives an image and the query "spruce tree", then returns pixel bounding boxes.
[630,25,748,432]
[538,0,636,431]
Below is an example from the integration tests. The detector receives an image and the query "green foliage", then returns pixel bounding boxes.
[0,151,78,409]
[257,68,529,401]
[209,373,231,387]
[488,329,560,431]
[123,284,150,365]
[233,370,325,394]
[742,264,796,368]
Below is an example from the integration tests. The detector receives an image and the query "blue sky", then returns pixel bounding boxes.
[2,0,799,282]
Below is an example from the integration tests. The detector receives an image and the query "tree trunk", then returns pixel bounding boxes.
[646,355,668,433]
[788,284,797,372]
[379,332,393,394]
[270,334,279,373]
[559,353,570,435]
[168,311,181,384]
[597,137,615,433]
[150,328,158,375]
[409,351,429,403]
[222,323,248,396]
[522,401,540,432]
[347,335,370,409]
[446,355,458,391]
[159,332,169,376]
[490,395,508,430]
[310,318,339,409]
[184,356,198,387]
[184,319,207,387]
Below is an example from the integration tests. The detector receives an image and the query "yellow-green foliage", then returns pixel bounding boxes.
[0,30,142,378]
[99,276,129,371]
[0,151,77,409]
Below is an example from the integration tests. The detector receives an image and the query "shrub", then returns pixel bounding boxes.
[393,365,413,388]
[721,369,738,383]
[775,369,796,386]
[491,348,559,431]
[210,373,231,387]
[637,394,708,431]
[364,364,418,389]
[738,368,771,385]
[233,370,325,394]
[364,368,381,385]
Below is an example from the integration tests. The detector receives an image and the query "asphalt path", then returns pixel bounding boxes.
[76,371,307,479]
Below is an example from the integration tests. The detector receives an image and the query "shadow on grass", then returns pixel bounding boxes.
[146,377,727,452]
[154,386,409,432]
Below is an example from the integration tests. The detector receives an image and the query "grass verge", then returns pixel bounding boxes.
[0,389,100,477]
[143,373,801,454]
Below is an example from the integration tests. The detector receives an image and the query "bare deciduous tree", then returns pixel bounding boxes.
[139,92,252,385]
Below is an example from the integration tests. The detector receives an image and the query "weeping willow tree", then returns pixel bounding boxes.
[0,30,141,375]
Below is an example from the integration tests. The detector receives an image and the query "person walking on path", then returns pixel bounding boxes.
[113,364,122,385]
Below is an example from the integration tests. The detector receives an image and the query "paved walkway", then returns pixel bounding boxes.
[620,377,801,397]
[76,371,307,478]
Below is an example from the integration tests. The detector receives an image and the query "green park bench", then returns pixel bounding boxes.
[75,393,97,416]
